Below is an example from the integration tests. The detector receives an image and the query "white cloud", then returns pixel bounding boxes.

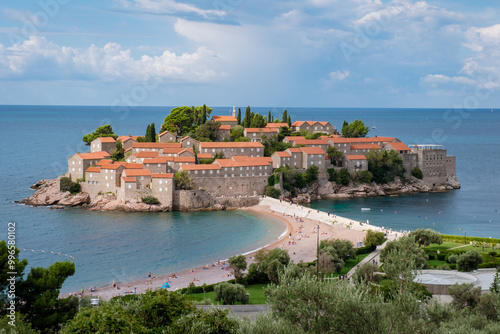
[0,36,222,82]
[329,70,350,81]
[422,74,476,86]
[463,24,500,52]
[131,0,225,18]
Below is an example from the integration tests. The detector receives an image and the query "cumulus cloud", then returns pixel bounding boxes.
[329,70,350,81]
[422,74,476,86]
[130,0,225,18]
[0,36,222,82]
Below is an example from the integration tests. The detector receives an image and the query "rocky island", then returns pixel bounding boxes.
[21,107,460,211]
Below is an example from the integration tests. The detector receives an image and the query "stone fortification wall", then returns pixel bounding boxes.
[401,153,418,177]
[190,176,268,197]
[173,190,218,211]
[446,156,456,176]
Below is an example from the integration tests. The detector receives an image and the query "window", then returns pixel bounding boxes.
[159,188,163,192]
[202,170,205,174]
[187,141,190,145]
[111,176,113,180]
[128,184,132,189]
[257,149,260,152]
[210,170,213,174]
[72,161,75,165]
[72,168,75,172]
[105,176,108,180]
[106,183,109,187]
[158,163,161,167]
[141,176,144,180]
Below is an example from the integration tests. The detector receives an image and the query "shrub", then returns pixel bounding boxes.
[411,167,423,179]
[60,177,81,194]
[142,196,160,205]
[338,168,350,186]
[457,250,483,272]
[264,186,281,199]
[437,254,446,261]
[354,171,374,184]
[214,282,249,305]
[363,230,386,248]
[447,254,458,264]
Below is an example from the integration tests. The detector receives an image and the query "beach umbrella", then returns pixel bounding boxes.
[161,282,170,289]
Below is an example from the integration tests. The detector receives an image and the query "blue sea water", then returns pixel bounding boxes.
[0,105,499,292]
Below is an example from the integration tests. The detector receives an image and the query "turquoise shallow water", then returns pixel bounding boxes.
[1,105,498,292]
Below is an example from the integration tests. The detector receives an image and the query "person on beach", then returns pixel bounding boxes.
[112,280,116,289]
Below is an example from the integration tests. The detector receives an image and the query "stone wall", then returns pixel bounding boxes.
[190,176,268,197]
[172,190,218,211]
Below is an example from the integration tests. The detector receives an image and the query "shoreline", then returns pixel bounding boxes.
[60,200,376,301]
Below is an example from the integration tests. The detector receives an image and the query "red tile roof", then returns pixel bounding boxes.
[77,151,111,160]
[350,144,382,150]
[274,151,291,158]
[216,159,271,167]
[387,142,411,151]
[300,147,325,155]
[348,137,396,143]
[218,124,230,130]
[100,164,123,170]
[122,176,136,182]
[162,148,184,155]
[123,169,152,176]
[265,123,288,128]
[174,157,196,163]
[85,167,101,173]
[152,173,174,178]
[124,163,143,169]
[180,136,198,142]
[132,142,181,148]
[96,159,113,166]
[287,148,302,153]
[231,156,272,163]
[96,137,116,143]
[117,136,137,143]
[134,151,159,158]
[212,115,238,122]
[159,130,176,137]
[345,155,367,160]
[200,142,264,148]
[180,164,221,170]
[143,157,169,164]
[245,127,278,133]
[197,153,212,159]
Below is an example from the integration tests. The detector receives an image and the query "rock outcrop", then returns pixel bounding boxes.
[21,178,89,207]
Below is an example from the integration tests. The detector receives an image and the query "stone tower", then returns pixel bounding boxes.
[232,106,236,117]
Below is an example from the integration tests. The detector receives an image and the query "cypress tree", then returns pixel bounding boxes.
[287,115,292,127]
[244,106,251,128]
[237,108,241,125]
[283,110,288,124]
[150,122,156,142]
[145,124,151,142]
[268,110,271,124]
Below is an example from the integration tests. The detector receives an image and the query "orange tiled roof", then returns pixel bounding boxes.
[290,138,329,145]
[180,164,221,170]
[345,155,367,160]
[197,153,212,159]
[159,130,176,136]
[287,148,303,153]
[350,144,382,150]
[134,151,159,158]
[285,136,305,141]
[122,176,136,182]
[152,173,174,178]
[245,128,278,133]
[300,147,325,155]
[265,123,288,128]
[348,137,396,143]
[77,151,111,160]
[162,148,184,155]
[200,142,264,148]
[327,138,352,144]
[143,157,169,164]
[117,135,137,143]
[216,158,271,167]
[174,157,196,163]
[96,137,116,143]
[96,159,113,166]
[124,163,143,169]
[180,136,198,142]
[231,156,272,163]
[212,115,238,122]
[320,135,341,139]
[218,124,230,130]
[387,142,411,151]
[100,164,123,170]
[274,151,291,158]
[123,169,152,176]
[85,167,101,173]
[132,142,181,148]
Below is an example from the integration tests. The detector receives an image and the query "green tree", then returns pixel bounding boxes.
[0,240,28,302]
[174,171,195,190]
[201,104,207,125]
[366,149,405,184]
[82,124,118,145]
[338,168,350,186]
[195,120,220,142]
[409,229,443,247]
[214,283,249,305]
[268,110,271,123]
[111,139,124,161]
[326,146,344,166]
[228,255,247,283]
[490,270,500,294]
[448,283,482,309]
[282,110,287,124]
[363,230,386,248]
[341,119,370,138]
[255,248,290,284]
[320,239,356,262]
[230,125,245,141]
[244,106,251,128]
[353,262,378,284]
[169,308,238,334]
[264,186,281,199]
[237,108,241,125]
[162,106,196,136]
[457,250,483,272]
[411,167,423,179]
[250,113,267,128]
[0,313,39,334]
[17,261,76,332]
[303,165,319,185]
[287,115,291,127]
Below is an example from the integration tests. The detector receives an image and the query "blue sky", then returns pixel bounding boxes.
[1,0,500,108]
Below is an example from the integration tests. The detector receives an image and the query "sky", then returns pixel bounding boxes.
[1,0,500,108]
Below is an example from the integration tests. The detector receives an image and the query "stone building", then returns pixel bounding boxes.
[217,125,231,142]
[349,144,382,155]
[265,123,288,129]
[412,145,455,187]
[283,137,329,152]
[158,130,177,143]
[90,137,116,154]
[67,151,111,181]
[300,147,326,170]
[344,155,368,173]
[151,174,174,208]
[100,164,124,193]
[291,121,336,134]
[180,136,200,151]
[199,142,264,158]
[117,135,139,151]
[127,151,158,163]
[132,142,181,154]
[212,115,238,127]
[244,128,278,142]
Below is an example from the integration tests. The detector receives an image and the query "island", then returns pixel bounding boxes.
[21,106,460,211]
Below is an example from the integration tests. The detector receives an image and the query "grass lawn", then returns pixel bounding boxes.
[424,242,462,251]
[427,259,447,268]
[185,283,269,305]
[325,253,370,278]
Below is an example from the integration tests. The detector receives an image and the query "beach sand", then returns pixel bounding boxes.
[62,199,373,301]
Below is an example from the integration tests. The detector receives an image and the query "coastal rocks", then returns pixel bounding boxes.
[447,174,461,189]
[21,178,64,206]
[58,192,90,206]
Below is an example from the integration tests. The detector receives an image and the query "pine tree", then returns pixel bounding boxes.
[287,115,292,127]
[150,122,156,142]
[237,108,241,125]
[202,104,207,125]
[283,110,288,124]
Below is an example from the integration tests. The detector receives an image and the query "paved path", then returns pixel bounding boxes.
[196,305,268,319]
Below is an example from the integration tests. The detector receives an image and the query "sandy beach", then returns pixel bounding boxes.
[62,197,389,301]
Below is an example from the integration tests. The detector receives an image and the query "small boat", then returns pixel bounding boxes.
[361,208,371,211]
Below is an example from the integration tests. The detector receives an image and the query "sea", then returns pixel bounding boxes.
[1,105,499,293]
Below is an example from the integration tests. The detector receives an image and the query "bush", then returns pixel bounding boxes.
[264,186,281,199]
[447,254,458,264]
[356,245,376,255]
[411,167,423,179]
[60,177,81,194]
[354,171,374,184]
[214,282,249,305]
[437,254,446,261]
[338,168,350,186]
[363,230,386,248]
[142,196,160,205]
[457,250,483,272]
